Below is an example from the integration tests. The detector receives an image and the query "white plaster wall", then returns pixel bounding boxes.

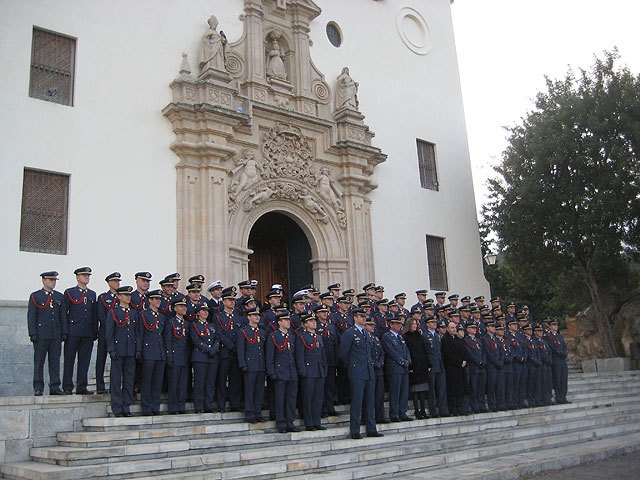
[0,0,488,301]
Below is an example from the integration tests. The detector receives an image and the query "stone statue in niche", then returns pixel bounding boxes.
[336,67,359,111]
[266,31,288,81]
[198,15,228,73]
[230,149,262,197]
[317,167,344,211]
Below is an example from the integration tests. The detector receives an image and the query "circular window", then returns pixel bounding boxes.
[326,22,342,48]
[396,7,432,55]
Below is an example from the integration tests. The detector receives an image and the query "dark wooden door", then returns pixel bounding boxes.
[248,238,288,305]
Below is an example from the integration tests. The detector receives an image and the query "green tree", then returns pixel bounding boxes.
[483,50,640,357]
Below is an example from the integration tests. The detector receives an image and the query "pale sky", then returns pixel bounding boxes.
[450,0,640,216]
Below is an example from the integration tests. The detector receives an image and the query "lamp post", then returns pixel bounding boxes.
[483,252,497,266]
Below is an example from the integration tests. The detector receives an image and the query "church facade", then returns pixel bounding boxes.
[0,0,488,303]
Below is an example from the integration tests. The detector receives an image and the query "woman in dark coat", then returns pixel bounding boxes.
[402,317,431,419]
[441,321,469,415]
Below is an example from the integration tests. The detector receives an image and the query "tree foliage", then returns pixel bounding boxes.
[483,50,640,357]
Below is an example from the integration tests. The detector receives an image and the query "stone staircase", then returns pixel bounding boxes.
[2,371,640,480]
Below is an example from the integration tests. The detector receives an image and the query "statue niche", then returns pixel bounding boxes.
[265,31,289,83]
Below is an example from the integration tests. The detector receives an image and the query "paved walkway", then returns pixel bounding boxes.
[527,451,640,479]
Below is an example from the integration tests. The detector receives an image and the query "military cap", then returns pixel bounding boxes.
[274,306,289,314]
[301,312,316,323]
[342,289,355,296]
[356,293,368,300]
[437,320,448,328]
[135,272,152,280]
[171,295,187,306]
[189,274,205,284]
[116,286,133,295]
[308,287,320,295]
[362,283,375,291]
[40,271,59,280]
[426,317,438,323]
[275,312,290,322]
[423,302,435,310]
[313,305,329,314]
[74,267,92,276]
[533,323,543,330]
[388,316,402,324]
[480,305,491,313]
[410,306,422,315]
[186,284,201,292]
[522,323,532,331]
[459,306,470,312]
[470,306,480,313]
[485,320,496,328]
[374,285,384,292]
[250,280,259,287]
[328,283,341,291]
[456,324,465,332]
[365,317,375,325]
[541,317,551,323]
[207,280,223,291]
[495,323,505,330]
[245,307,260,316]
[490,296,500,303]
[506,302,516,308]
[195,304,209,312]
[517,312,528,320]
[241,296,256,306]
[415,289,428,296]
[474,295,485,302]
[270,284,283,291]
[238,280,252,288]
[337,295,351,303]
[461,295,471,302]
[387,299,398,308]
[301,284,314,290]
[548,319,559,325]
[168,273,180,281]
[435,292,446,298]
[491,305,502,312]
[105,272,121,282]
[221,286,236,299]
[358,300,371,308]
[522,305,530,310]
[449,311,460,318]
[159,278,174,287]
[376,298,389,307]
[393,293,406,300]
[319,291,333,300]
[466,322,478,329]
[147,289,162,299]
[507,318,518,326]
[292,294,306,304]
[266,289,282,299]
[448,294,459,300]
[351,308,367,316]
[497,314,506,321]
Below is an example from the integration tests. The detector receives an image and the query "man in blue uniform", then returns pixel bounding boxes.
[411,289,428,315]
[424,317,450,417]
[463,322,485,413]
[96,272,121,394]
[62,267,98,395]
[190,304,220,413]
[535,323,553,406]
[546,319,569,404]
[483,320,504,412]
[106,286,141,417]
[206,280,224,315]
[266,312,300,433]
[214,286,243,412]
[364,317,387,423]
[382,316,412,421]
[237,306,266,423]
[164,295,189,414]
[296,312,327,431]
[338,308,383,439]
[496,320,513,410]
[315,304,339,417]
[28,271,66,396]
[522,323,540,407]
[139,290,167,415]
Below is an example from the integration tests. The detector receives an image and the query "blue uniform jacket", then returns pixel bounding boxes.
[507,331,527,364]
[382,331,411,374]
[331,311,352,335]
[97,291,118,338]
[371,334,385,375]
[106,306,140,357]
[483,334,504,369]
[464,335,485,367]
[130,290,148,312]
[214,311,240,360]
[522,335,541,367]
[237,325,266,372]
[373,313,389,339]
[545,332,568,364]
[295,331,327,378]
[266,330,297,381]
[316,321,339,367]
[338,326,375,381]
[190,320,220,363]
[140,310,167,361]
[423,330,445,373]
[164,315,189,367]
[28,289,66,340]
[498,335,514,371]
[536,337,552,366]
[63,286,98,338]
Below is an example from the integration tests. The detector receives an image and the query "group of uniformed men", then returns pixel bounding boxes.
[28,269,569,439]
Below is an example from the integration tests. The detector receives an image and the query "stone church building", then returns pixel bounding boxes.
[0,0,488,390]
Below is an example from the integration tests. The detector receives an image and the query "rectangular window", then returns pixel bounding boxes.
[20,168,70,255]
[29,27,76,106]
[426,235,448,291]
[417,139,438,191]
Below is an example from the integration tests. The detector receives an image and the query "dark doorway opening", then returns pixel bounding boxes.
[248,212,313,305]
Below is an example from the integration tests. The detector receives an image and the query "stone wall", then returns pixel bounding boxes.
[0,301,31,396]
[0,395,108,464]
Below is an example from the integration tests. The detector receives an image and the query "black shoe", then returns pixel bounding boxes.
[178,410,186,415]
[169,412,178,415]
[350,433,363,440]
[377,418,391,424]
[256,417,266,422]
[152,411,160,416]
[194,410,203,414]
[122,412,133,417]
[77,390,94,395]
[400,416,412,422]
[96,389,110,394]
[305,426,316,431]
[204,409,213,414]
[440,413,451,417]
[114,413,123,417]
[248,419,258,424]
[287,426,302,433]
[315,425,327,430]
[34,390,43,397]
[278,428,287,433]
[367,432,384,437]
[63,390,73,395]
[390,417,400,423]
[420,410,430,419]
[50,390,65,396]
[414,410,422,419]
[328,410,338,416]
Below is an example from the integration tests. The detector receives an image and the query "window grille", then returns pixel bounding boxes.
[426,235,448,290]
[29,27,76,106]
[417,139,439,190]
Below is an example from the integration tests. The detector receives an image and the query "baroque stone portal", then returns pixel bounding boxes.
[163,0,386,289]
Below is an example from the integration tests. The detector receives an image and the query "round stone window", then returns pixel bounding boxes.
[326,22,342,48]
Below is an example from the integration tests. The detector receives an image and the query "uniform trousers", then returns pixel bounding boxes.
[349,376,376,435]
[192,361,218,412]
[541,365,553,404]
[95,332,108,391]
[427,371,449,416]
[517,362,528,406]
[496,368,506,410]
[512,362,524,407]
[552,361,568,403]
[217,357,242,411]
[465,366,481,413]
[63,336,94,392]
[33,339,62,393]
[141,359,166,414]
[504,368,514,408]
[167,364,188,413]
[322,366,337,414]
[526,364,539,406]
[485,366,499,411]
[301,377,324,427]
[274,379,298,430]
[243,371,265,421]
[110,356,135,414]
[374,372,386,421]
[387,372,409,419]
[336,363,351,404]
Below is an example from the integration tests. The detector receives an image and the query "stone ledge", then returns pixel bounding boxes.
[0,300,28,308]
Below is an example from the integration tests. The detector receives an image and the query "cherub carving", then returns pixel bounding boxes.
[317,167,343,211]
[231,149,262,194]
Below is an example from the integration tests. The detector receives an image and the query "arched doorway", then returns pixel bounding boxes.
[248,212,313,304]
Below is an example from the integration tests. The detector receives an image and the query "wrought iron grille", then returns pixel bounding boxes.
[29,27,76,106]
[19,168,70,255]
[417,139,439,191]
[426,235,448,291]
